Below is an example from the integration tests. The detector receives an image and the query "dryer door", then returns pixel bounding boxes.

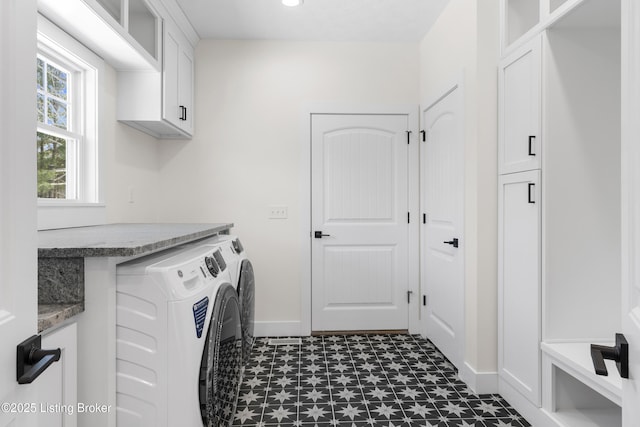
[199,283,243,427]
[238,259,255,366]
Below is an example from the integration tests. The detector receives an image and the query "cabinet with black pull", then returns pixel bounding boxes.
[117,4,195,139]
[498,170,542,406]
[497,31,543,410]
[498,0,623,425]
[499,35,541,175]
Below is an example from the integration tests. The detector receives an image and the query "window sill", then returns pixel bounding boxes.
[38,202,106,230]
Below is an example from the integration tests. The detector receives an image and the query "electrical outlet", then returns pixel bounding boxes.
[269,205,288,219]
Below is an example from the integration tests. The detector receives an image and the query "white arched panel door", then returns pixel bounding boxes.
[311,113,410,332]
[420,83,464,369]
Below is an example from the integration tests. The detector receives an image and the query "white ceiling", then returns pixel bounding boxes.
[175,0,450,42]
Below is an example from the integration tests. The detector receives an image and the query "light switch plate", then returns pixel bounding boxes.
[269,205,288,219]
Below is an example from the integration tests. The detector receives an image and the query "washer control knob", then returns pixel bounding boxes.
[204,256,219,277]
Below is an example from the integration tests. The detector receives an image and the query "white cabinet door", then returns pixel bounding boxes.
[499,36,541,174]
[163,20,193,135]
[498,170,541,406]
[37,324,78,427]
[178,43,194,135]
[163,21,181,130]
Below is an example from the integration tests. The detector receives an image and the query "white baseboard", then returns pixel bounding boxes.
[499,378,557,427]
[254,320,303,337]
[458,362,499,395]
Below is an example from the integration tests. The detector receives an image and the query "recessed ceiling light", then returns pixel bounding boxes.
[282,0,303,7]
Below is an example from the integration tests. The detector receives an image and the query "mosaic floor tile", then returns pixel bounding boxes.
[233,334,530,427]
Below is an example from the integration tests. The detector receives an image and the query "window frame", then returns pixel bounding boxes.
[37,14,105,230]
[37,53,81,200]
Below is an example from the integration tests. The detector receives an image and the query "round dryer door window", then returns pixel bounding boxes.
[199,283,243,427]
[238,259,255,366]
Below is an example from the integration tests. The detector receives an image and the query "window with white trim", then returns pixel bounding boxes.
[37,54,79,199]
[37,14,105,229]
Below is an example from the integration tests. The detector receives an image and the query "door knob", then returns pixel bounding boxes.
[314,231,331,239]
[16,335,61,384]
[590,333,629,379]
[443,238,459,248]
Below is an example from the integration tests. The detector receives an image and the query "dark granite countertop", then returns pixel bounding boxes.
[38,223,233,258]
[38,303,84,333]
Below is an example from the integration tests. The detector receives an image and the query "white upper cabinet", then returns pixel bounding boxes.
[117,5,196,139]
[503,0,541,49]
[501,0,605,54]
[162,20,194,135]
[499,36,541,175]
[38,0,197,139]
[38,0,160,70]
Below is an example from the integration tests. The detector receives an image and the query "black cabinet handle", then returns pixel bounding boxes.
[314,231,331,239]
[528,183,535,204]
[16,335,61,384]
[590,333,629,378]
[443,238,459,248]
[528,136,536,156]
[179,106,187,121]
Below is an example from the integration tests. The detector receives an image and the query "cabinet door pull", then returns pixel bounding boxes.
[179,106,186,121]
[528,136,536,156]
[16,335,61,384]
[528,183,535,204]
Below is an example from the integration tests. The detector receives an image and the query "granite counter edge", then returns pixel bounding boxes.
[37,223,233,258]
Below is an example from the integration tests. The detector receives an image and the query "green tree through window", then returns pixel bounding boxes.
[36,56,74,199]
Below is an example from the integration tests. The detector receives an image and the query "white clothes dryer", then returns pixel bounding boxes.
[116,243,243,427]
[196,235,255,366]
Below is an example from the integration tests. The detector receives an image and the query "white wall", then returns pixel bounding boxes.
[103,65,161,223]
[157,40,419,329]
[419,0,500,376]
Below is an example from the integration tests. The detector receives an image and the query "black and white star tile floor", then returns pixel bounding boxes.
[232,334,531,427]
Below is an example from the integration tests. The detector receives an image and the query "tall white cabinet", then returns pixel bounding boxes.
[498,31,544,408]
[498,0,623,426]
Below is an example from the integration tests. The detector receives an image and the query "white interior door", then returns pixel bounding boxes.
[622,0,640,422]
[0,1,39,426]
[421,84,464,368]
[311,113,410,332]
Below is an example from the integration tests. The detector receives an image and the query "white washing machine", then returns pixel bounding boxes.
[116,243,243,427]
[195,235,255,366]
